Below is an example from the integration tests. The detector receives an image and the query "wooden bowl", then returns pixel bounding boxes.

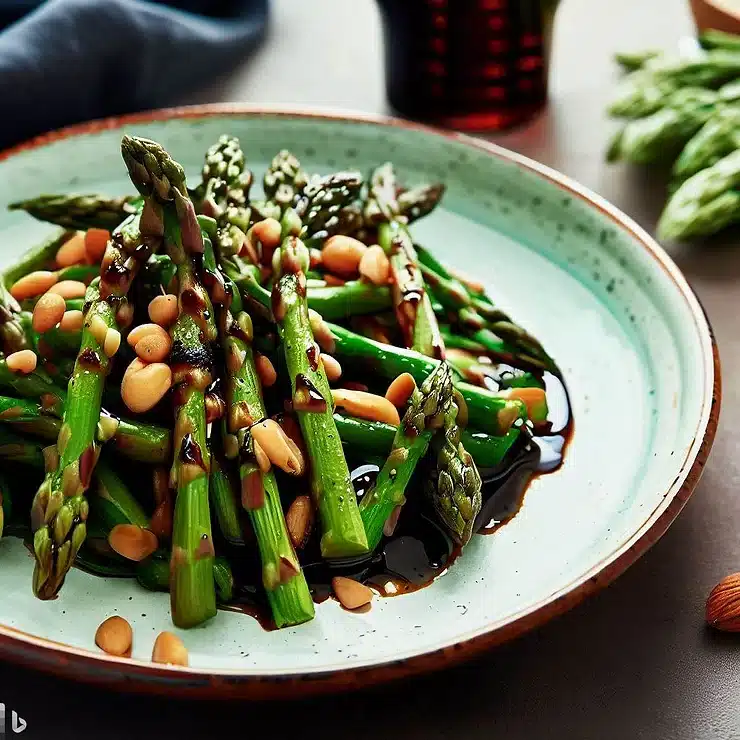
[689,0,740,35]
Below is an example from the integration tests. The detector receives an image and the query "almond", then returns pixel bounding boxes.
[332,576,374,611]
[108,524,158,562]
[706,573,740,631]
[286,495,314,549]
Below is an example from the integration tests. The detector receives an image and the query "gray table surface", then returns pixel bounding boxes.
[2,0,740,737]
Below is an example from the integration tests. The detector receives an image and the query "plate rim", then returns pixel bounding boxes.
[0,104,722,700]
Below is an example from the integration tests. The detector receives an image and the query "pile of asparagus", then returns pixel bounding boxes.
[0,134,556,631]
[606,29,740,241]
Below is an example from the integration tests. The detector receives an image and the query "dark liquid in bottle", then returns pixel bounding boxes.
[376,0,555,130]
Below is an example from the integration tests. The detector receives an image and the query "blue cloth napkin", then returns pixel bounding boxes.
[0,0,269,151]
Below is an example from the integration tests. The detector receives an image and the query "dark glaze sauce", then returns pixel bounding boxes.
[221,368,573,629]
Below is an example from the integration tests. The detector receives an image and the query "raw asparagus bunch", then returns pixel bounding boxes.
[365,162,445,359]
[122,134,218,628]
[29,177,157,599]
[8,194,140,232]
[359,363,453,550]
[425,388,483,545]
[272,237,369,557]
[657,148,740,241]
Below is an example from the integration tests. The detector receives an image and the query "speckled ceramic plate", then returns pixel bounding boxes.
[0,107,719,699]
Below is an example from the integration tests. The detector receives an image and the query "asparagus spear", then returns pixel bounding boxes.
[136,555,235,603]
[122,135,217,628]
[30,173,156,599]
[425,389,483,545]
[334,413,521,471]
[699,30,740,52]
[366,162,445,359]
[272,237,369,557]
[615,49,662,71]
[209,456,245,548]
[1,229,73,288]
[657,148,740,240]
[0,395,171,464]
[359,363,453,550]
[263,150,308,212]
[199,143,315,626]
[672,106,740,183]
[8,194,140,232]
[398,183,445,224]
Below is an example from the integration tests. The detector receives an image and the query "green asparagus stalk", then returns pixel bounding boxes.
[272,237,369,557]
[615,49,662,71]
[209,456,245,548]
[198,142,315,626]
[89,457,149,531]
[397,182,445,223]
[658,148,740,240]
[334,413,521,471]
[8,194,140,232]
[122,135,217,628]
[699,30,740,52]
[136,555,234,603]
[425,389,483,545]
[359,363,453,550]
[367,162,444,359]
[1,229,73,288]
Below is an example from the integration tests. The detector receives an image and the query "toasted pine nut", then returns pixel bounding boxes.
[148,294,178,327]
[308,309,336,353]
[331,388,400,426]
[277,414,306,456]
[103,328,122,358]
[59,309,84,333]
[385,373,417,408]
[108,524,158,561]
[332,576,374,610]
[85,228,111,263]
[253,440,272,473]
[48,280,87,299]
[359,245,391,285]
[321,235,367,277]
[255,353,277,388]
[121,359,172,413]
[127,322,169,348]
[286,495,314,549]
[32,292,66,333]
[321,353,342,382]
[152,631,188,666]
[499,387,548,421]
[251,218,282,261]
[134,333,172,363]
[55,233,87,268]
[89,314,108,344]
[95,615,133,657]
[116,302,135,329]
[6,350,37,375]
[251,419,305,476]
[309,248,323,269]
[10,271,57,301]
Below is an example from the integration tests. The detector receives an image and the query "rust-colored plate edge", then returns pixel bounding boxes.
[0,104,722,700]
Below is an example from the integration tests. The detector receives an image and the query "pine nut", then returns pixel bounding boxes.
[59,309,84,332]
[148,294,178,327]
[10,271,57,301]
[103,328,121,358]
[253,440,272,473]
[89,314,108,344]
[6,350,37,375]
[55,233,87,268]
[308,309,336,353]
[152,631,188,666]
[127,323,169,348]
[332,576,373,610]
[321,353,342,381]
[286,495,314,549]
[116,302,135,329]
[255,353,277,388]
[85,228,111,263]
[322,235,367,277]
[95,615,133,657]
[108,524,158,561]
[32,292,66,333]
[499,387,548,421]
[251,419,305,475]
[134,333,172,363]
[385,373,417,408]
[48,280,87,299]
[332,388,400,426]
[251,218,282,263]
[359,245,391,285]
[277,413,306,456]
[121,359,172,413]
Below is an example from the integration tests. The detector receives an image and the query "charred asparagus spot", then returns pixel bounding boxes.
[196,139,314,627]
[29,167,158,599]
[123,134,217,628]
[8,194,141,232]
[360,363,454,551]
[272,236,369,558]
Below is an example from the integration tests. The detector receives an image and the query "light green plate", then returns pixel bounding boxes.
[0,108,719,699]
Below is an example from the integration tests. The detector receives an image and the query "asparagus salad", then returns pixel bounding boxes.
[0,135,571,643]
